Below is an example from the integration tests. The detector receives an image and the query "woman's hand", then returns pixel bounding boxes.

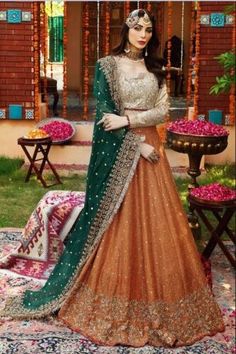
[97,113,129,131]
[140,143,160,163]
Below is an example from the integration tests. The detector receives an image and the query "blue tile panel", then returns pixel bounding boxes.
[7,9,22,23]
[210,13,225,27]
[9,105,23,120]
[208,110,223,125]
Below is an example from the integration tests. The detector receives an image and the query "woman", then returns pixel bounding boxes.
[1,9,224,348]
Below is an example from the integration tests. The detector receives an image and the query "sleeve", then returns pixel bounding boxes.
[128,83,169,128]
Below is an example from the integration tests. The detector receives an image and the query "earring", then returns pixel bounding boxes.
[145,46,148,57]
[124,42,131,53]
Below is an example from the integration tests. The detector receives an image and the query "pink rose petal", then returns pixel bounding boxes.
[167,119,229,137]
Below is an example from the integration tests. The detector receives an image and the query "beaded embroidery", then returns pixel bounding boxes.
[59,283,224,347]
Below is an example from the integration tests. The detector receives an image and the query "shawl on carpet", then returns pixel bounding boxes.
[0,191,85,279]
[1,56,141,318]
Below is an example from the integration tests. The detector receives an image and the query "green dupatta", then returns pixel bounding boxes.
[1,56,141,318]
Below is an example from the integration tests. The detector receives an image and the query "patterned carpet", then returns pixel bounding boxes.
[0,230,235,354]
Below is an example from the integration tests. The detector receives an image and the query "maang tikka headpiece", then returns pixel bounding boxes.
[125,9,151,29]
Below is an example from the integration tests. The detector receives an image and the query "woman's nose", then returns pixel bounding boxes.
[140,30,146,38]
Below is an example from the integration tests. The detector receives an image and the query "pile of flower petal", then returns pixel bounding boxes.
[41,121,74,142]
[25,128,49,139]
[191,183,236,202]
[167,119,229,136]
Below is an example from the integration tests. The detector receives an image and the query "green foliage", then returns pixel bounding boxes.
[210,52,236,95]
[0,156,24,175]
[216,51,235,70]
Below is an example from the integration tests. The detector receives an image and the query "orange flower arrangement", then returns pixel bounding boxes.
[40,2,48,117]
[124,2,130,19]
[156,3,163,42]
[229,18,235,125]
[50,1,53,78]
[104,2,110,56]
[156,1,172,143]
[166,1,172,95]
[193,1,201,120]
[62,1,68,118]
[33,2,40,121]
[186,1,195,109]
[83,3,89,120]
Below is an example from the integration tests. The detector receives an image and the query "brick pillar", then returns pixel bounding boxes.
[0,1,39,120]
[198,1,233,121]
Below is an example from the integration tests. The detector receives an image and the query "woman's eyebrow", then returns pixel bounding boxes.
[136,24,152,30]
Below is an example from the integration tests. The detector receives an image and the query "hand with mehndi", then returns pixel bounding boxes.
[97,113,129,131]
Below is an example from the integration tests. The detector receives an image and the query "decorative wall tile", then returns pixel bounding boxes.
[200,15,210,25]
[226,15,234,25]
[7,9,22,23]
[224,114,231,126]
[0,108,7,119]
[197,114,206,121]
[25,109,34,120]
[211,13,225,27]
[0,11,6,21]
[9,104,23,120]
[22,11,32,22]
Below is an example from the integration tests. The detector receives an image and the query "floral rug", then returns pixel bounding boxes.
[0,231,235,354]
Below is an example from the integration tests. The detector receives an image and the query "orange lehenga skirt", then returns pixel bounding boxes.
[58,127,224,347]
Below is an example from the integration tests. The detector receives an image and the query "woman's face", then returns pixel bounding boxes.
[128,17,153,51]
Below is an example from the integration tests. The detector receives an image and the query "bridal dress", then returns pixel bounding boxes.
[0,55,224,348]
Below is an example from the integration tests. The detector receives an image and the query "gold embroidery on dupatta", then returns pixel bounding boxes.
[98,56,124,114]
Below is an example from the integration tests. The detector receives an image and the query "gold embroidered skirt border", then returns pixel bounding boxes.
[59,283,224,347]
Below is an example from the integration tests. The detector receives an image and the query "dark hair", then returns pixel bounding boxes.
[112,9,166,87]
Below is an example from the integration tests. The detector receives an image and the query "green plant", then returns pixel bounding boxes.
[0,156,24,175]
[210,51,235,95]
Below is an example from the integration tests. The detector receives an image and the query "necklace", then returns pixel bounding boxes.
[124,50,144,61]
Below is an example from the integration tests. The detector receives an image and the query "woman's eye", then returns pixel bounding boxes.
[146,29,152,34]
[134,26,142,31]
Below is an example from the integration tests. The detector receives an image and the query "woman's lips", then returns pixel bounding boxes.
[137,41,146,45]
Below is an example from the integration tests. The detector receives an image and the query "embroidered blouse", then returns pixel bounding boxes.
[115,56,169,128]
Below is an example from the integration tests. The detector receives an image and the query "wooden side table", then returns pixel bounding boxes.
[188,194,236,268]
[18,137,62,188]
